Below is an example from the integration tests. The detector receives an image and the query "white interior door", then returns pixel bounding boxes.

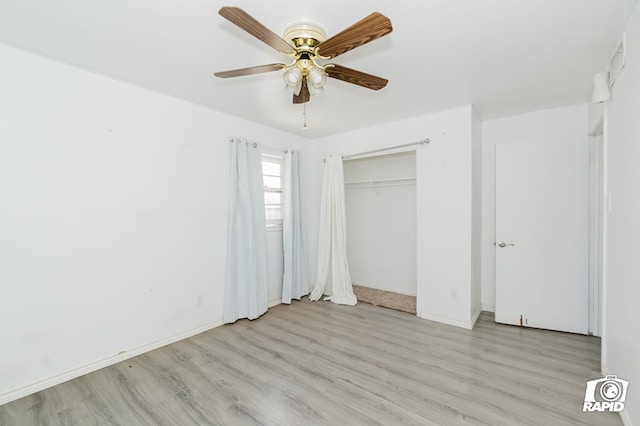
[495,140,589,334]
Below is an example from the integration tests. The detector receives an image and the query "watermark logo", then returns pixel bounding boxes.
[583,375,629,413]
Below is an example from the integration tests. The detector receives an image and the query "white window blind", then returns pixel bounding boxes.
[262,153,283,228]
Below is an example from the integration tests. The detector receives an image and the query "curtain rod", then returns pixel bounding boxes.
[323,138,429,163]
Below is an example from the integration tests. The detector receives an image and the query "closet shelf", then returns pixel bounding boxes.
[344,177,416,189]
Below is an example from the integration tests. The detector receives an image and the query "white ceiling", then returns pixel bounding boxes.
[0,0,636,138]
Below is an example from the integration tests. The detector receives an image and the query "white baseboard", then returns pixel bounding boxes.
[481,304,495,313]
[619,408,632,426]
[268,298,282,308]
[600,364,630,425]
[0,298,282,405]
[470,306,482,329]
[0,299,287,406]
[0,318,224,406]
[418,312,475,330]
[271,296,312,307]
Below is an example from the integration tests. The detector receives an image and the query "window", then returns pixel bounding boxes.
[262,153,283,228]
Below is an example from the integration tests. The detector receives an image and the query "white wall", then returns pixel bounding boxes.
[303,105,480,329]
[0,44,302,404]
[343,152,416,296]
[481,103,588,312]
[603,3,640,424]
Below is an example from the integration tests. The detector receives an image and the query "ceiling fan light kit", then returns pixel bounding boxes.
[214,7,392,107]
[281,22,330,96]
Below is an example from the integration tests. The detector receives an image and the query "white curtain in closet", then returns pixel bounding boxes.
[282,151,308,303]
[309,156,357,305]
[223,137,269,324]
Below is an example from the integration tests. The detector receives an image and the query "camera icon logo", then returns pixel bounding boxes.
[583,375,629,413]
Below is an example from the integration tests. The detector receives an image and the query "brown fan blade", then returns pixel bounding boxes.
[219,7,296,55]
[214,63,285,78]
[316,12,392,59]
[325,64,388,90]
[293,78,310,104]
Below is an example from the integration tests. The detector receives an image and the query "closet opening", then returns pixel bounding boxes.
[344,150,417,314]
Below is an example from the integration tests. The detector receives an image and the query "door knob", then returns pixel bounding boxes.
[498,242,515,248]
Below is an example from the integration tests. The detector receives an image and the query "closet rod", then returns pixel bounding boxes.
[323,138,429,163]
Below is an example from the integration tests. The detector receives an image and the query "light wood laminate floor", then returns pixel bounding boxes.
[0,299,621,425]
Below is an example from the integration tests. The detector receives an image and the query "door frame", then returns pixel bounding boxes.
[588,131,604,336]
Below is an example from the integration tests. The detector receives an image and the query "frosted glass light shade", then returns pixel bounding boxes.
[283,67,302,95]
[307,66,327,89]
[284,67,301,85]
[591,71,611,103]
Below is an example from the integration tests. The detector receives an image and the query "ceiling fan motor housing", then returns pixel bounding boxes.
[283,23,327,52]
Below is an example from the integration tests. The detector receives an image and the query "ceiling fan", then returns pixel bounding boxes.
[214,7,393,104]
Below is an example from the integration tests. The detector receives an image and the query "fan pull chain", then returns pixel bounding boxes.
[303,103,308,130]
